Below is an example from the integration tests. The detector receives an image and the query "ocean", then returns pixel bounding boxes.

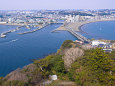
[79,21,115,40]
[0,23,77,77]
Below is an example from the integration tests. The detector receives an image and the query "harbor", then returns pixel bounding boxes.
[0,21,63,37]
[0,26,23,38]
[18,24,49,35]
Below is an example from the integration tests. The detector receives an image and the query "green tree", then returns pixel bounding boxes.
[34,55,66,78]
[86,48,114,85]
[61,40,73,49]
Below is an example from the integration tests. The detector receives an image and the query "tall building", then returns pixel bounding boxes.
[66,15,81,23]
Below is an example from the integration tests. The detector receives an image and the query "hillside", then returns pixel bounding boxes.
[0,40,115,86]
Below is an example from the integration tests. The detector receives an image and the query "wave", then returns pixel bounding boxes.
[0,39,18,45]
[11,39,18,42]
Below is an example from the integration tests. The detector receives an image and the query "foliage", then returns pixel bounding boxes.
[108,50,115,60]
[1,40,115,86]
[111,40,115,43]
[86,48,114,85]
[34,54,66,79]
[68,48,115,86]
[0,77,4,85]
[61,40,73,49]
[1,80,30,86]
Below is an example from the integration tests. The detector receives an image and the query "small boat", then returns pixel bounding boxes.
[12,39,18,42]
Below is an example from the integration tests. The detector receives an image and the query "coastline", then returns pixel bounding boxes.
[1,20,115,77]
[78,19,115,34]
[0,23,49,38]
[0,23,75,77]
[55,19,115,33]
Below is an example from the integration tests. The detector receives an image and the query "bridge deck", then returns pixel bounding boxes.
[67,27,90,42]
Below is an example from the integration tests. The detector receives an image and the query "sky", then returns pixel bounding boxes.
[0,0,115,10]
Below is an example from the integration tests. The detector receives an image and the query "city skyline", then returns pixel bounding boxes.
[1,0,115,10]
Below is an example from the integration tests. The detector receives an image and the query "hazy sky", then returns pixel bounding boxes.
[0,0,115,10]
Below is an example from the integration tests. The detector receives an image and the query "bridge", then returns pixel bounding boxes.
[66,27,90,42]
[51,22,90,43]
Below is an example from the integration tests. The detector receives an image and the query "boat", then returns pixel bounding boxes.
[12,39,18,42]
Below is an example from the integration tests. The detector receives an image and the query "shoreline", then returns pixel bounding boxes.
[0,23,49,38]
[0,23,71,77]
[0,21,115,77]
[55,19,115,33]
[78,19,115,34]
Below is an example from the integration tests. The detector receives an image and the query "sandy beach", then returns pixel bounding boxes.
[55,19,115,32]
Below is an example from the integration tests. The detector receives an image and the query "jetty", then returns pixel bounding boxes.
[18,24,49,35]
[0,30,11,38]
[0,26,23,38]
[18,28,40,34]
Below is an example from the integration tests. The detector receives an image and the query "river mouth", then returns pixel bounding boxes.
[0,23,77,77]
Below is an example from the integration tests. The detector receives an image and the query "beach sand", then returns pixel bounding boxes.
[56,19,115,32]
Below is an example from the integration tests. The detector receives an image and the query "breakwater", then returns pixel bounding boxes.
[0,26,23,38]
[18,24,49,35]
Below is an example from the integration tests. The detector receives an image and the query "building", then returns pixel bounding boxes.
[103,49,113,53]
[112,43,115,49]
[49,75,57,81]
[66,15,81,23]
[91,40,106,46]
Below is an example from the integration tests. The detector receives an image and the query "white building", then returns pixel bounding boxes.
[49,75,57,81]
[66,15,81,23]
[92,40,106,46]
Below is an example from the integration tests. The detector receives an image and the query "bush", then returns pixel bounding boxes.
[68,48,115,86]
[61,40,73,49]
[2,80,28,86]
[34,55,66,79]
